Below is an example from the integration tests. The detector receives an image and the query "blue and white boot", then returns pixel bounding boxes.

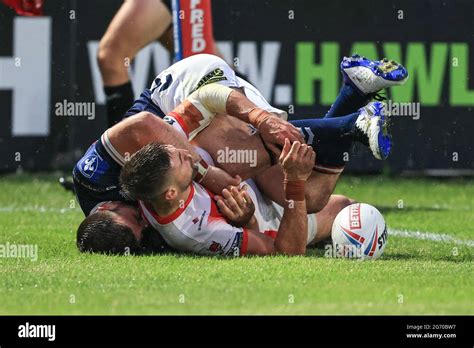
[353,101,392,160]
[341,54,408,95]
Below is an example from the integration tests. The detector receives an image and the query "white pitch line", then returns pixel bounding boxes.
[388,228,474,248]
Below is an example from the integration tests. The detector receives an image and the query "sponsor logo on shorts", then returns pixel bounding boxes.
[193,68,228,92]
[79,154,98,179]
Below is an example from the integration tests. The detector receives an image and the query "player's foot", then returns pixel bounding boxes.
[352,102,392,160]
[341,54,408,96]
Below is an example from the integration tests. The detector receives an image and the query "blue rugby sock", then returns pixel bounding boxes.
[325,84,369,118]
[290,112,359,169]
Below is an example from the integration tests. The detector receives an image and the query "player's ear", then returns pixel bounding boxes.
[163,187,177,201]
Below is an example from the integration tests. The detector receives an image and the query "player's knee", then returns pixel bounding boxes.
[97,40,128,75]
[329,194,353,216]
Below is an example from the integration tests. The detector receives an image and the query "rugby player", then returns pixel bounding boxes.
[75,53,408,254]
[120,141,334,256]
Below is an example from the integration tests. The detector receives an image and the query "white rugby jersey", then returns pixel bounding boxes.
[150,53,287,120]
[139,180,317,257]
[140,182,248,256]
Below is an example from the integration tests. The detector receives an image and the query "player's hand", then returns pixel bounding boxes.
[259,115,304,156]
[200,166,241,195]
[215,185,255,226]
[279,139,315,181]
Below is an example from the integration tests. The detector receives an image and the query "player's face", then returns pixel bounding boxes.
[165,145,197,191]
[96,201,148,242]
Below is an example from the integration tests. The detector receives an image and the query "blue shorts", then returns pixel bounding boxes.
[73,139,132,215]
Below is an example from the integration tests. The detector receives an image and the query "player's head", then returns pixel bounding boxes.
[76,201,146,254]
[120,142,197,203]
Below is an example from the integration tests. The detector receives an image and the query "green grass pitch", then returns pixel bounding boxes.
[0,173,472,315]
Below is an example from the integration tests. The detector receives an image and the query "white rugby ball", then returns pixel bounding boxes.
[331,203,388,260]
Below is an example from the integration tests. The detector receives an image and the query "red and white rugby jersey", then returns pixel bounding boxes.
[139,182,249,257]
[139,179,317,257]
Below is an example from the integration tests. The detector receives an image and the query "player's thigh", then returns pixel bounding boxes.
[193,115,272,179]
[100,0,172,59]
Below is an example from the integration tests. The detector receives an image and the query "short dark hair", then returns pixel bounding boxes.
[120,143,171,201]
[76,211,140,255]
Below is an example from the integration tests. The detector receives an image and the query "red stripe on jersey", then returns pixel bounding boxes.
[205,188,227,224]
[241,228,249,256]
[263,230,278,240]
[143,184,195,225]
[167,112,190,137]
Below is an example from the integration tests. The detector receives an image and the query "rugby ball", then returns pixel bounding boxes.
[331,203,387,260]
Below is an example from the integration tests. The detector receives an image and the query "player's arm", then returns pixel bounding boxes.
[171,83,303,154]
[105,112,240,194]
[218,139,315,256]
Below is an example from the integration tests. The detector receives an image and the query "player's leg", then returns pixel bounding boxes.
[255,101,390,213]
[97,0,173,127]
